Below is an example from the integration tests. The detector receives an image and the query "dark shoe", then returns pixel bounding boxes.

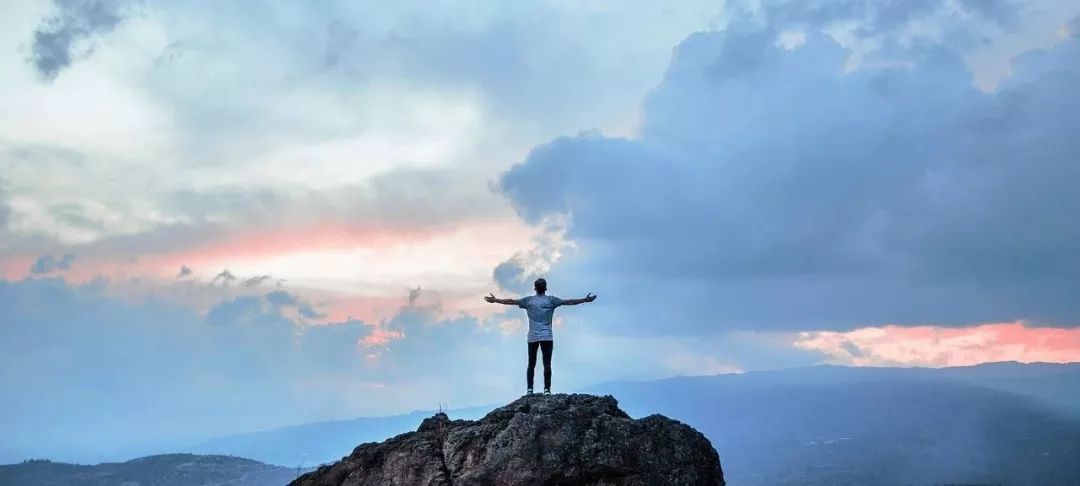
[543,388,551,395]
[526,388,534,395]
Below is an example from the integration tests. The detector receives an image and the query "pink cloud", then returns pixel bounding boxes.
[154,222,443,271]
[360,328,404,347]
[795,322,1080,367]
[0,217,534,286]
[0,256,36,280]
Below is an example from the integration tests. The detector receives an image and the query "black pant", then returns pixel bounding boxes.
[527,340,553,390]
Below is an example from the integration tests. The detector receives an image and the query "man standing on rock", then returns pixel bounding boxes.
[485,278,596,395]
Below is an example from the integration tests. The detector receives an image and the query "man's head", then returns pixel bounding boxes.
[534,278,547,294]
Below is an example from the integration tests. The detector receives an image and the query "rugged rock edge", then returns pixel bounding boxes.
[291,393,724,486]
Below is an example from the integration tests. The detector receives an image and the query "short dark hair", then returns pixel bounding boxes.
[534,278,547,293]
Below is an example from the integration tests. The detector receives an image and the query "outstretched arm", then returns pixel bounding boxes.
[484,293,521,306]
[561,293,597,306]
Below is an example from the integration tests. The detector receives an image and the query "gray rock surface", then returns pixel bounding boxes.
[291,393,724,486]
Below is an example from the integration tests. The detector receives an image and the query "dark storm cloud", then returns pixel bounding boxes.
[29,0,135,81]
[29,253,76,274]
[498,19,1080,332]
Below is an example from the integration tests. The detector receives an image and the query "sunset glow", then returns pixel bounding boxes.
[3,0,1080,469]
[795,322,1080,367]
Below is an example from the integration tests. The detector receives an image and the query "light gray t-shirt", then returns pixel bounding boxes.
[519,294,563,342]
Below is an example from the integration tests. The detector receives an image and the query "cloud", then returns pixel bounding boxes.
[794,322,1080,366]
[1,1,727,282]
[176,265,192,278]
[29,253,75,274]
[492,259,531,294]
[241,274,272,287]
[3,0,728,257]
[204,296,273,327]
[4,0,1079,463]
[0,274,891,464]
[492,220,571,294]
[206,289,326,327]
[406,286,422,306]
[0,277,374,462]
[0,278,542,463]
[210,269,237,287]
[749,0,1023,56]
[756,0,1020,31]
[498,7,1080,332]
[297,304,324,319]
[264,289,299,306]
[145,0,722,136]
[0,196,9,236]
[0,167,515,268]
[264,289,326,319]
[1067,14,1080,37]
[28,0,134,81]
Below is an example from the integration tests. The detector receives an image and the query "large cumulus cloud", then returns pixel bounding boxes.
[498,15,1080,332]
[3,0,731,265]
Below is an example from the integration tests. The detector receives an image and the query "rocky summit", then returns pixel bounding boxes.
[291,393,724,486]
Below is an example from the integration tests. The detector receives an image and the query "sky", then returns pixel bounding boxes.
[2,0,1080,463]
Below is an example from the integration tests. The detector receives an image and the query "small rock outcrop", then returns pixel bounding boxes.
[291,393,724,486]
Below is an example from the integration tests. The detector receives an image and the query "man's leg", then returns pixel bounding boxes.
[526,341,539,391]
[540,340,553,391]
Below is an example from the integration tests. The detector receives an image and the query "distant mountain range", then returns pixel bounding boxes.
[5,362,1078,485]
[0,454,301,486]
[581,362,1080,485]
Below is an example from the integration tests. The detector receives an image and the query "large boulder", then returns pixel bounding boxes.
[292,393,724,486]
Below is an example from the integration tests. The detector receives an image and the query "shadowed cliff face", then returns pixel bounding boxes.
[291,393,724,486]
